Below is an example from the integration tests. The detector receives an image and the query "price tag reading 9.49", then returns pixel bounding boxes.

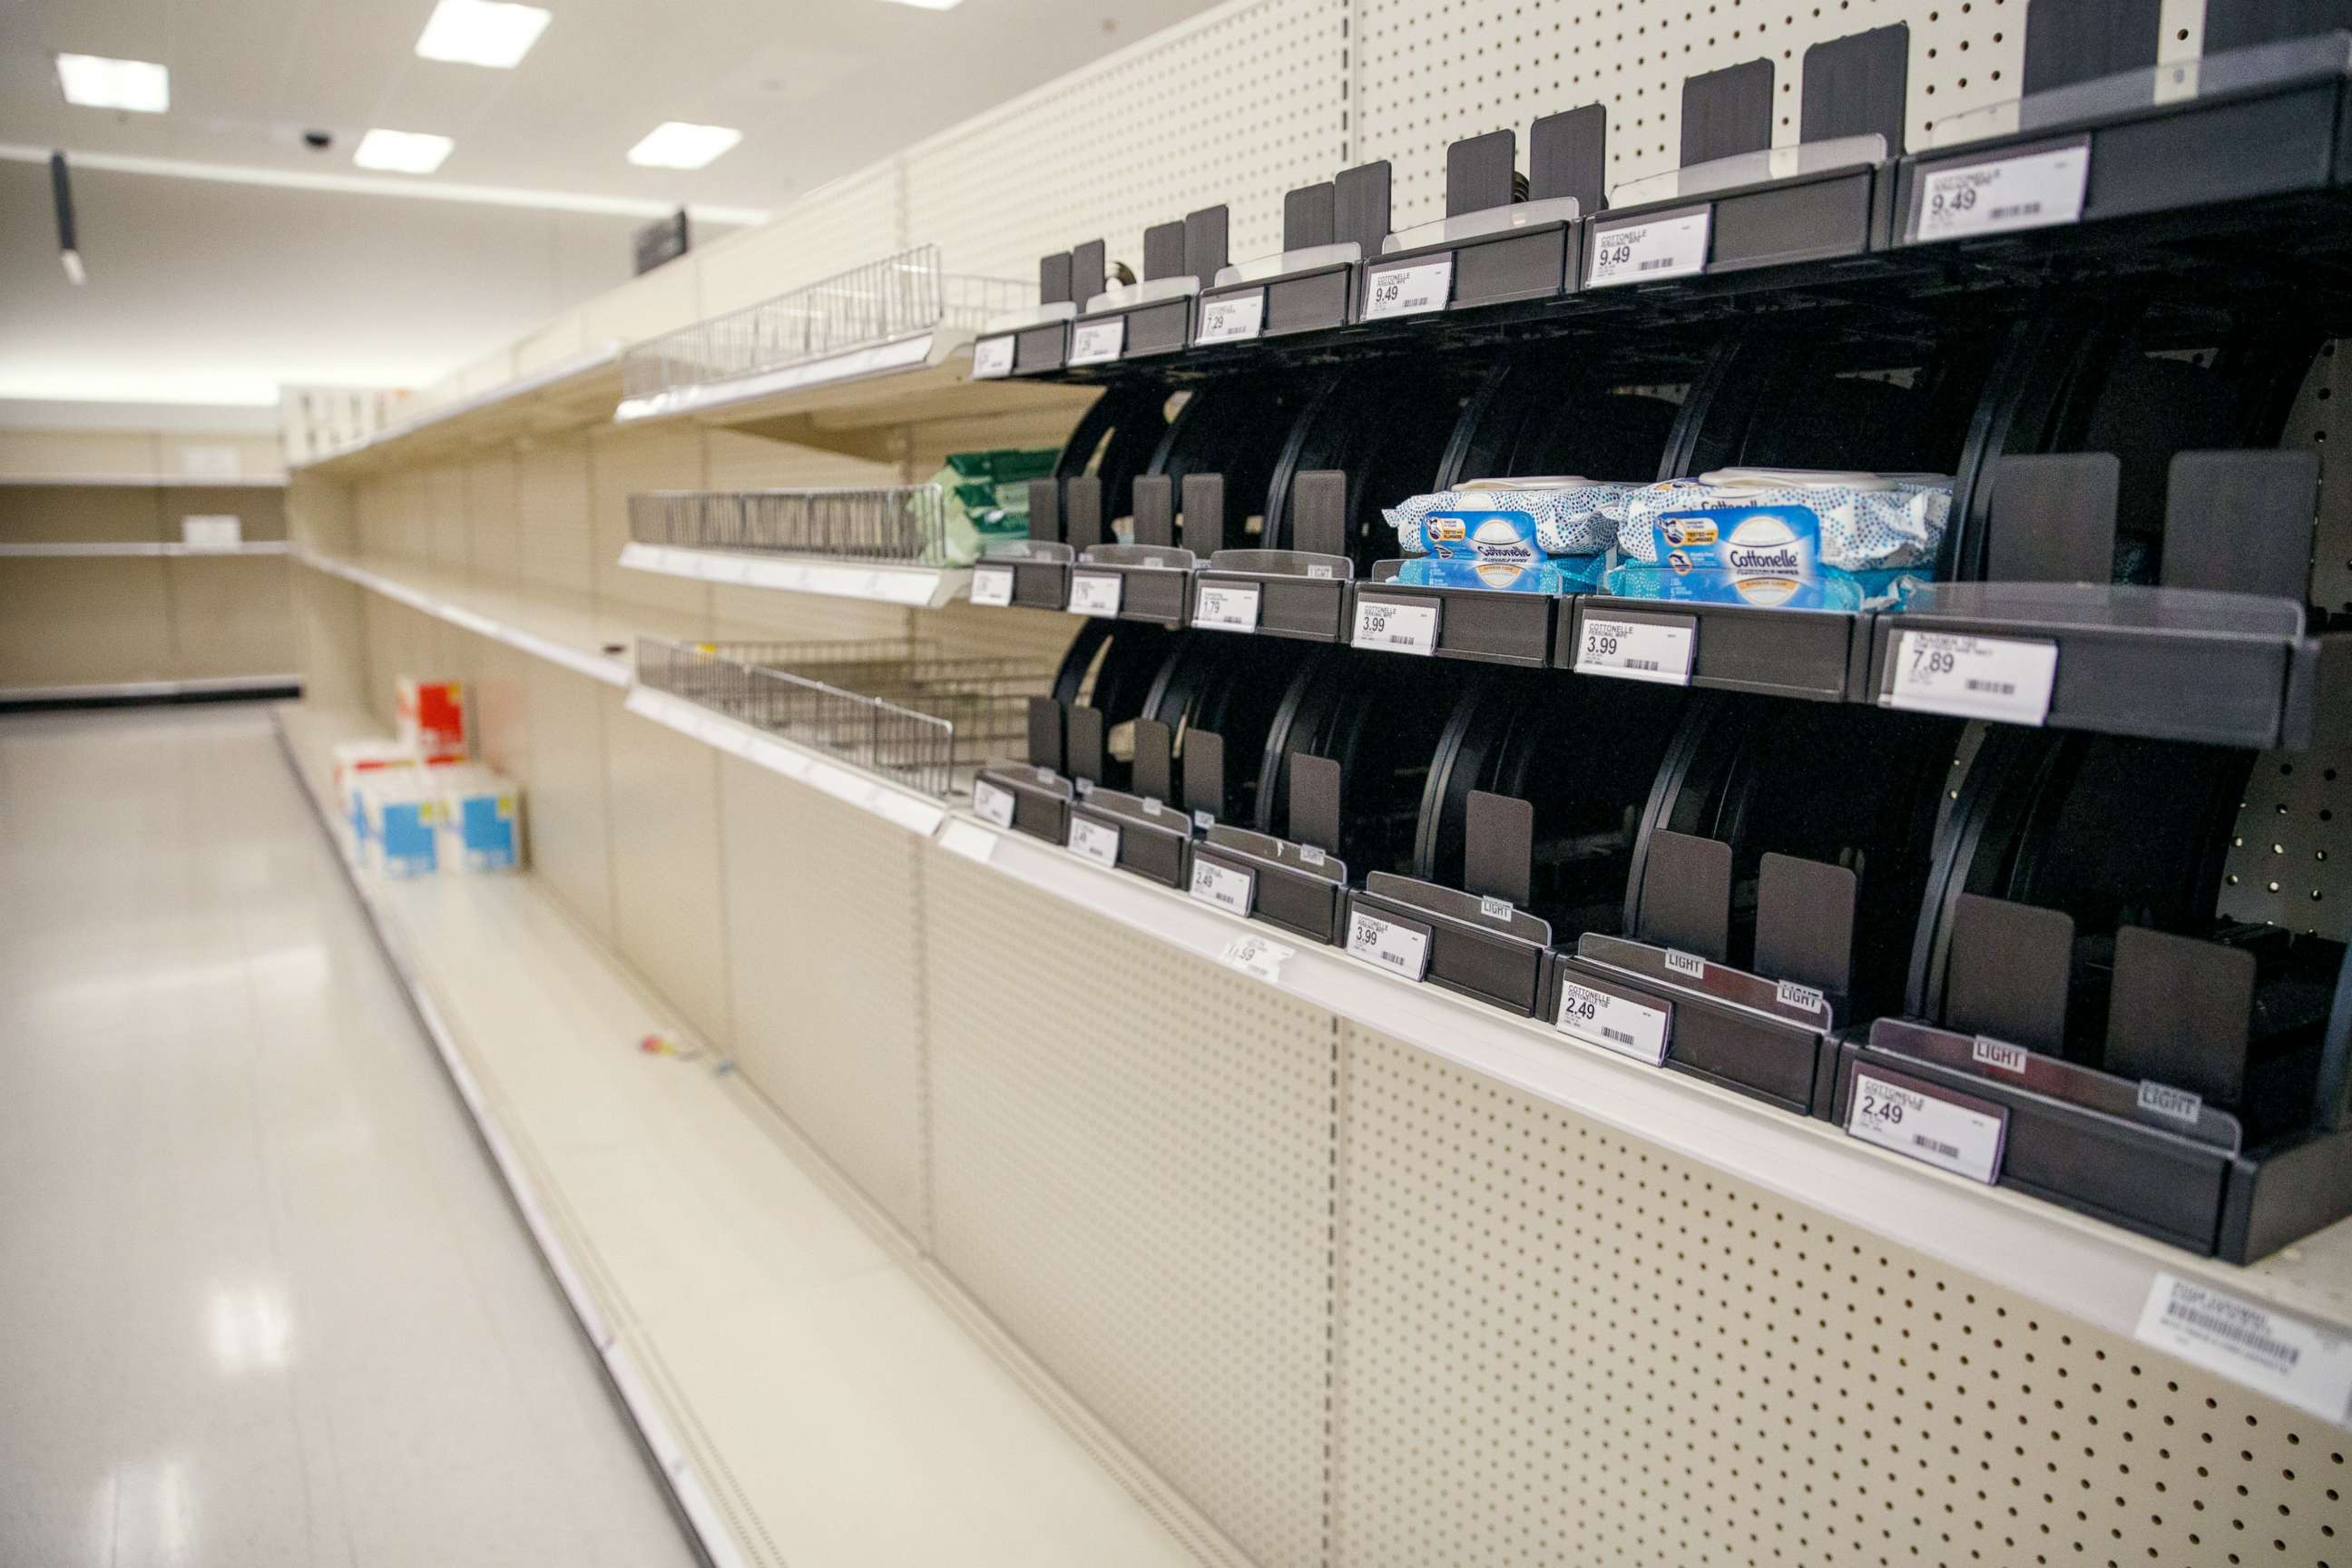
[1363,259,1454,320]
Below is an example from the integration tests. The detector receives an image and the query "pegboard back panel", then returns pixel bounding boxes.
[1331,1023,2348,1568]
[899,0,1348,287]
[697,161,909,318]
[920,845,1337,1568]
[719,758,932,1242]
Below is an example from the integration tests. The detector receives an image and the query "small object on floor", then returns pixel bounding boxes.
[638,1032,704,1062]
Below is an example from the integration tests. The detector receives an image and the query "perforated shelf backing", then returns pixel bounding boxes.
[921,846,1336,1568]
[2222,338,2352,936]
[1332,1025,2349,1568]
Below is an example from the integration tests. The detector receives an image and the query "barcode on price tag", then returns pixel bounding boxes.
[1884,631,2056,725]
[2135,1273,2352,1424]
[1194,582,1261,632]
[1846,1070,2006,1184]
[970,565,1015,607]
[1348,910,1430,981]
[972,335,1016,378]
[1912,143,2089,242]
[1363,258,1454,319]
[1587,211,1712,287]
[1070,318,1126,365]
[1189,858,1256,915]
[1555,981,1671,1065]
[1197,290,1266,344]
[1068,816,1122,867]
[1068,571,1122,617]
[1574,615,1694,684]
[1352,597,1440,655]
[972,779,1016,828]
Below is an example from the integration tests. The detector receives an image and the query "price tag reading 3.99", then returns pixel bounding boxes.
[1574,615,1695,685]
[1348,911,1430,981]
[1351,598,1439,655]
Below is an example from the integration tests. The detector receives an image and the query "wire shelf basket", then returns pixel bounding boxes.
[629,485,951,565]
[622,245,1035,400]
[635,636,1050,797]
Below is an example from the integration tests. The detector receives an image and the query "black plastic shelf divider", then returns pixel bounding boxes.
[1066,783,1193,887]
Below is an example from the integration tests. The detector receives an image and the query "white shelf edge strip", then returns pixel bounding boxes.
[612,329,956,423]
[622,683,947,838]
[617,540,965,606]
[0,474,289,489]
[273,719,750,1568]
[297,552,630,688]
[291,341,624,470]
[1,674,299,701]
[936,811,2352,1422]
[0,540,292,557]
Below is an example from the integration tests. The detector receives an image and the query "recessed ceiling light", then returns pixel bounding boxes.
[56,54,171,113]
[877,0,965,9]
[353,129,455,174]
[626,122,742,171]
[414,0,551,68]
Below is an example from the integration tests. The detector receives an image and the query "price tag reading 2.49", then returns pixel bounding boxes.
[1846,1069,2007,1184]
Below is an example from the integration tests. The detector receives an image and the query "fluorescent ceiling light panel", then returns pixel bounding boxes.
[56,54,171,113]
[414,0,551,68]
[877,0,965,9]
[353,129,454,174]
[626,122,742,170]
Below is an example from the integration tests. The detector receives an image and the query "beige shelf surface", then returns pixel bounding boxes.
[292,345,623,479]
[275,701,1210,1568]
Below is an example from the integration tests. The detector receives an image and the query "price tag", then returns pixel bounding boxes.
[969,564,1015,608]
[972,779,1016,828]
[1068,816,1122,867]
[1913,143,2089,242]
[1067,571,1123,617]
[1069,318,1125,366]
[1348,909,1430,981]
[1587,211,1712,288]
[1219,932,1294,984]
[1846,1070,2007,1184]
[1554,980,1671,1065]
[2135,1273,2352,1425]
[1574,615,1694,685]
[1351,597,1439,655]
[1884,631,2056,726]
[1189,858,1255,915]
[1194,582,1261,632]
[1196,290,1266,344]
[1363,258,1453,319]
[972,335,1016,379]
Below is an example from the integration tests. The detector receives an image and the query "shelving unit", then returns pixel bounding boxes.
[291,343,624,478]
[274,4,2352,1565]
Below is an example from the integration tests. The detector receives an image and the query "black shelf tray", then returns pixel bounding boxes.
[1355,570,1561,667]
[1581,156,1897,301]
[1194,823,1350,946]
[1357,218,1583,329]
[1865,583,2326,750]
[1065,291,1197,374]
[1191,551,1352,643]
[973,760,1072,845]
[1067,784,1193,888]
[1551,935,1844,1117]
[1888,34,2352,268]
[1563,597,1867,702]
[1069,547,1196,627]
[1348,871,1553,1016]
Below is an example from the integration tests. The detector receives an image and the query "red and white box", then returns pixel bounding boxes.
[397,678,468,760]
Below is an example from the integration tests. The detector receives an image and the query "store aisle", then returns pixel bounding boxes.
[0,705,700,1568]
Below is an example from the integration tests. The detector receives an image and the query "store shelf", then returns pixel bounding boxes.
[0,473,289,489]
[0,672,300,705]
[622,682,950,837]
[297,552,648,687]
[612,332,1093,456]
[290,344,624,478]
[0,540,292,558]
[617,541,969,607]
[930,807,2352,1416]
[272,703,1209,1568]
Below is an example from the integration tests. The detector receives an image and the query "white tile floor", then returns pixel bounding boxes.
[0,704,698,1568]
